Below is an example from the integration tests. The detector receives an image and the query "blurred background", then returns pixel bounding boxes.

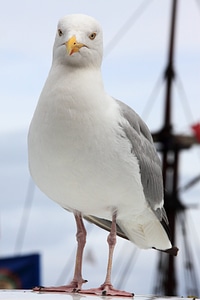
[1,0,200,296]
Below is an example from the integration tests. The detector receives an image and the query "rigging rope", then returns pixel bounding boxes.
[14,178,35,253]
[55,221,94,285]
[141,74,164,121]
[141,69,197,132]
[179,174,200,193]
[195,0,200,15]
[178,211,200,296]
[104,0,154,58]
[115,245,139,289]
[175,74,195,124]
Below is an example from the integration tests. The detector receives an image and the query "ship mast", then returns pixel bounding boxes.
[152,0,200,295]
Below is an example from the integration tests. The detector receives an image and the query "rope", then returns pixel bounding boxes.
[115,245,139,289]
[178,211,200,296]
[175,74,195,123]
[104,0,154,58]
[195,0,200,15]
[141,74,164,121]
[14,178,35,254]
[55,221,94,285]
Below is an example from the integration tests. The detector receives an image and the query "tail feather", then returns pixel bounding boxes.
[84,214,179,256]
[153,246,179,256]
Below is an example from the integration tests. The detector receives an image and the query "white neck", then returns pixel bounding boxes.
[42,63,107,112]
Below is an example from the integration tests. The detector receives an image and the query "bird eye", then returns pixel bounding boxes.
[58,29,63,36]
[89,32,96,40]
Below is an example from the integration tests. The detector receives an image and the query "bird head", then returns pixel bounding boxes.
[52,14,103,69]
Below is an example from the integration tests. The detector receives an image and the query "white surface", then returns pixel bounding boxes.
[0,290,197,300]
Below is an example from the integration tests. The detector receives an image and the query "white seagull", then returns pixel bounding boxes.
[28,14,178,297]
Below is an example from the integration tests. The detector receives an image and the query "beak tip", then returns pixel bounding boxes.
[65,36,85,56]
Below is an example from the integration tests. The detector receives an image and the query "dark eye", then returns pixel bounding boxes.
[89,32,96,40]
[58,29,63,36]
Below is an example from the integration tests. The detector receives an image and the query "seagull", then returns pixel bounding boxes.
[28,14,178,297]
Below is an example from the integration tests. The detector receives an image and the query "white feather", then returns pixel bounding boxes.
[28,14,172,251]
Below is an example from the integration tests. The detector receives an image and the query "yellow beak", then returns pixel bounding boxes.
[65,36,86,56]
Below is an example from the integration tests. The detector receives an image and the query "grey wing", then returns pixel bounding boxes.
[84,215,128,240]
[84,99,171,242]
[116,99,169,229]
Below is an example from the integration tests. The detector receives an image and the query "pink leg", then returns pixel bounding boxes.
[80,212,134,297]
[33,212,87,293]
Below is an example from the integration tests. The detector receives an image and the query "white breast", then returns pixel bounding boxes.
[28,66,172,251]
[28,87,146,221]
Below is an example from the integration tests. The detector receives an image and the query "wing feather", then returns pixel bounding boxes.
[116,99,169,227]
[84,99,175,253]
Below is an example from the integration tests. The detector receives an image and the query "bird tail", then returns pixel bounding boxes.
[84,214,178,256]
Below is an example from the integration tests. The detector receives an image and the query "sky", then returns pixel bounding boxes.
[1,0,200,296]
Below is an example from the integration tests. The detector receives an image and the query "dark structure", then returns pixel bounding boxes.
[152,0,200,296]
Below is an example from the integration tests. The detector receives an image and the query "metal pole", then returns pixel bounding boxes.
[161,0,178,295]
[163,0,177,132]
